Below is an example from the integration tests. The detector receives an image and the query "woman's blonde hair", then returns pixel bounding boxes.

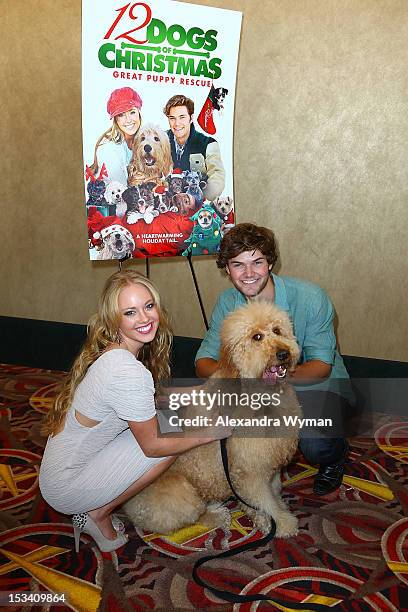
[88,111,141,176]
[42,270,172,437]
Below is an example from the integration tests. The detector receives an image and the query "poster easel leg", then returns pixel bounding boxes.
[117,254,133,272]
[187,254,208,331]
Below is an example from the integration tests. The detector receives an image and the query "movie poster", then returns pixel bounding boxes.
[82,0,242,260]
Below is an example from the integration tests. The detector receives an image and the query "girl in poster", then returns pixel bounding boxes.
[88,87,143,186]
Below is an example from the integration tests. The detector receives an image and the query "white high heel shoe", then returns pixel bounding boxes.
[111,514,126,533]
[72,513,128,553]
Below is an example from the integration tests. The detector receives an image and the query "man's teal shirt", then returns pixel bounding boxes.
[196,274,351,396]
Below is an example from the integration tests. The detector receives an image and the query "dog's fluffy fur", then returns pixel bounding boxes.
[128,124,172,186]
[210,86,229,111]
[183,170,204,206]
[171,192,197,216]
[105,181,127,217]
[122,182,160,224]
[124,301,302,537]
[86,180,107,205]
[212,196,233,220]
[96,227,135,260]
[155,190,178,214]
[167,175,184,198]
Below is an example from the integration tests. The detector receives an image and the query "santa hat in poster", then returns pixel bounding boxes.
[82,0,242,260]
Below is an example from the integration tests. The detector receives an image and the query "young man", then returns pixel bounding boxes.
[163,95,225,202]
[195,223,351,496]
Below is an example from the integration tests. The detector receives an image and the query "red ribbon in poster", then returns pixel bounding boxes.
[98,163,108,181]
[85,165,96,182]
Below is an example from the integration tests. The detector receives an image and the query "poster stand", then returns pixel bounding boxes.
[117,255,149,277]
[187,254,209,331]
[117,254,131,272]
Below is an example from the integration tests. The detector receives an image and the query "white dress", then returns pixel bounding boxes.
[39,350,166,514]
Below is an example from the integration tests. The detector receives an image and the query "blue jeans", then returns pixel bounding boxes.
[298,436,348,467]
[296,390,350,466]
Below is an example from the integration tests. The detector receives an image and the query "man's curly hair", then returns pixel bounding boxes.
[216,223,278,270]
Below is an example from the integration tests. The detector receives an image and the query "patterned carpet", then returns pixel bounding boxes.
[0,362,407,611]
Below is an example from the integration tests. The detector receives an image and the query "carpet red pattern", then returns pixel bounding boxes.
[0,363,407,611]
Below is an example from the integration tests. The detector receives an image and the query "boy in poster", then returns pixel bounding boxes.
[164,94,225,202]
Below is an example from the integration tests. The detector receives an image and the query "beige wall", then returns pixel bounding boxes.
[1,0,407,360]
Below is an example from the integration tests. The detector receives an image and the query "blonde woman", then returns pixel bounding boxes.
[89,87,142,185]
[39,270,229,553]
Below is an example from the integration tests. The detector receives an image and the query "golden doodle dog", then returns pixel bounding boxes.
[128,124,172,186]
[123,301,302,537]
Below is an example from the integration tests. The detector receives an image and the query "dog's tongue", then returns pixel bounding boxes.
[262,366,287,383]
